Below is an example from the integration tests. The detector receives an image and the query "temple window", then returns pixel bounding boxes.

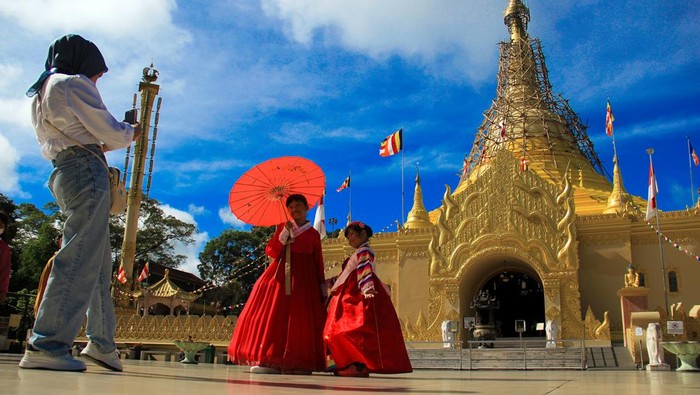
[668,271,679,293]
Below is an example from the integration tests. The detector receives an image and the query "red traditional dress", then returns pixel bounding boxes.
[324,242,412,374]
[228,222,326,372]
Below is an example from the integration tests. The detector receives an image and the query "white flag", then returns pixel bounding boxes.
[645,158,658,221]
[313,193,327,239]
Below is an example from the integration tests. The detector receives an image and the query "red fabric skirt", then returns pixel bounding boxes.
[323,273,412,374]
[228,256,325,372]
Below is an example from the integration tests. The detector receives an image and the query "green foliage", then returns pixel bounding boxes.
[1,193,196,292]
[198,226,274,311]
[109,197,196,269]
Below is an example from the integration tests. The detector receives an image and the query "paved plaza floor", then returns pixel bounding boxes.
[1,353,698,394]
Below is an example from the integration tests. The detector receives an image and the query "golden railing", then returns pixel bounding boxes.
[77,314,237,346]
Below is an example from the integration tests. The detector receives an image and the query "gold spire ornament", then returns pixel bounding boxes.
[120,65,161,287]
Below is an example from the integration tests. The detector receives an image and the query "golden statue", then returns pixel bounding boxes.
[624,264,639,288]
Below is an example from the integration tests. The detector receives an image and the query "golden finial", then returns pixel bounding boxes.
[142,63,159,83]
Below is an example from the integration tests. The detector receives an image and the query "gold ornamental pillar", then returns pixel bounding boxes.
[120,65,160,287]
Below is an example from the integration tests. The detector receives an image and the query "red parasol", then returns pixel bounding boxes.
[229,156,325,226]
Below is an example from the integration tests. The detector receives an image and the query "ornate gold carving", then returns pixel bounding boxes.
[80,314,237,344]
[556,175,577,268]
[546,306,560,321]
[443,184,459,221]
[428,236,448,275]
[401,311,437,341]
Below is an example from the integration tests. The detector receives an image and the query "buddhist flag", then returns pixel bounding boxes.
[605,101,614,137]
[520,157,529,172]
[116,263,127,284]
[379,129,402,157]
[137,262,150,282]
[690,140,699,166]
[313,193,327,239]
[645,157,658,221]
[336,175,350,192]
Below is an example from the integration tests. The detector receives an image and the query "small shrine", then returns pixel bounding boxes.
[132,269,200,316]
[470,290,500,347]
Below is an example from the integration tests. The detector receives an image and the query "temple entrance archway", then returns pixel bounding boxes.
[481,270,544,337]
[460,257,545,341]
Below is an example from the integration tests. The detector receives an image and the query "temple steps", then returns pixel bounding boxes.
[408,346,592,370]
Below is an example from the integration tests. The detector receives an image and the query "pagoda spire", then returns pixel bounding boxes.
[404,169,433,229]
[603,158,629,214]
[458,0,609,197]
[503,0,530,41]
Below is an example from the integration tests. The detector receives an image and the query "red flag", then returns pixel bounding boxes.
[116,263,127,284]
[336,176,350,192]
[645,157,658,221]
[379,129,402,157]
[137,262,150,282]
[605,101,614,137]
[499,120,506,142]
[690,140,699,166]
[520,157,528,172]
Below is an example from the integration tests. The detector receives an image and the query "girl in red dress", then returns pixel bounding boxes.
[228,194,326,374]
[324,221,412,377]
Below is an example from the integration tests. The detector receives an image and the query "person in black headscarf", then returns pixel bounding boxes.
[20,34,141,372]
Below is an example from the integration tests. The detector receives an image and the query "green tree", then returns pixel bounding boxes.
[109,197,197,269]
[198,226,273,312]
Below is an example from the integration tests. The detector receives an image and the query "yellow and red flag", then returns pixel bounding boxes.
[379,129,402,157]
[605,101,614,137]
[690,140,699,166]
[116,263,127,284]
[137,262,150,282]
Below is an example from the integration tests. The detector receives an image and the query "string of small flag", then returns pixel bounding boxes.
[628,202,700,262]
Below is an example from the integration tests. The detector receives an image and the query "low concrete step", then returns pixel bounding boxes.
[408,346,585,370]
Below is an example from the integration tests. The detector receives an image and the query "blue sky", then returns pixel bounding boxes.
[1,1,699,277]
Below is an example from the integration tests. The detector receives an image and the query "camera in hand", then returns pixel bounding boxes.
[124,109,138,124]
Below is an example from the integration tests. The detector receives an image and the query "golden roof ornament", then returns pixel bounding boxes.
[404,166,433,229]
[142,63,159,83]
[603,157,629,214]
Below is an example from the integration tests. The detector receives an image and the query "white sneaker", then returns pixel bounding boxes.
[19,346,87,371]
[80,342,123,372]
[249,365,281,374]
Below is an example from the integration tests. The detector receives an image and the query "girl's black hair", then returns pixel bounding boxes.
[344,221,373,238]
[286,194,308,207]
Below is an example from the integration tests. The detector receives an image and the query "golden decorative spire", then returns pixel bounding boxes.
[603,158,629,214]
[456,0,614,214]
[404,170,433,229]
[503,0,530,41]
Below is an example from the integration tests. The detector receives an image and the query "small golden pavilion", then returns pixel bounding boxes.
[132,269,200,316]
[322,0,700,347]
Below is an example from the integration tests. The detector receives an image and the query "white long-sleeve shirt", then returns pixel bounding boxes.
[31,73,134,161]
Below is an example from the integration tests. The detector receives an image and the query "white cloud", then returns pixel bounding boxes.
[0,0,191,56]
[219,207,247,229]
[159,203,208,277]
[0,133,29,198]
[261,0,504,84]
[188,203,206,216]
[174,230,209,279]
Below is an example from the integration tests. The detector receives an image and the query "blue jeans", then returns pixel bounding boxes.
[30,144,117,356]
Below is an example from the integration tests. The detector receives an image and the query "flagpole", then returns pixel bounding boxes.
[401,143,405,227]
[348,171,352,225]
[647,148,669,316]
[688,136,696,207]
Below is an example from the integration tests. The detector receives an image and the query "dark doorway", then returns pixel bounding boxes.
[480,271,544,338]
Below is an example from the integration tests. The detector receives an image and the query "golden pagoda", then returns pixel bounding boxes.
[132,269,200,316]
[322,0,700,351]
